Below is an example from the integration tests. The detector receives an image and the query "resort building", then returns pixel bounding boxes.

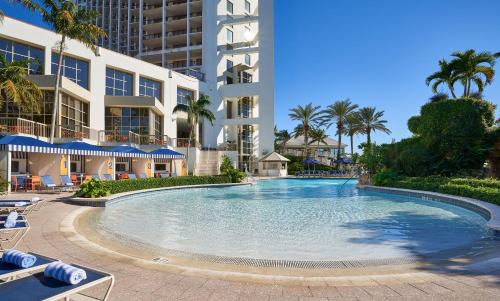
[75,0,275,171]
[281,135,347,165]
[0,0,274,174]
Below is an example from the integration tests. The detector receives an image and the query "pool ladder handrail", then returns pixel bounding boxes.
[341,172,358,187]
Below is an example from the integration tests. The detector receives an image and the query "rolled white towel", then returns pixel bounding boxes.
[4,212,18,228]
[2,250,37,268]
[14,202,28,207]
[31,197,41,203]
[44,262,87,285]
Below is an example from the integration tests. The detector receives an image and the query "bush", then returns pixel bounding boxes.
[219,155,245,183]
[107,175,232,195]
[76,179,111,198]
[372,173,500,205]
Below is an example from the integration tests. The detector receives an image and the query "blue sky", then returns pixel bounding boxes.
[2,0,500,150]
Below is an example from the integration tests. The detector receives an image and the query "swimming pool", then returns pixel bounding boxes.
[94,179,491,262]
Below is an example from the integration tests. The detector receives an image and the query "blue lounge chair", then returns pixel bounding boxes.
[41,176,63,192]
[91,174,101,180]
[171,172,177,177]
[0,201,36,215]
[102,174,113,181]
[0,263,114,301]
[0,221,29,251]
[60,175,77,191]
[127,173,137,180]
[159,173,169,178]
[0,252,56,282]
[138,173,147,179]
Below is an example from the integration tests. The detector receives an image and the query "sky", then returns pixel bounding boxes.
[2,0,500,151]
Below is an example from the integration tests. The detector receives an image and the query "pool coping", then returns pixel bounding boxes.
[67,182,251,207]
[359,185,500,235]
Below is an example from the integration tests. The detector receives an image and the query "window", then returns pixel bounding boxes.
[115,162,128,172]
[106,67,133,96]
[226,29,233,44]
[154,113,163,138]
[226,0,233,14]
[51,54,89,89]
[245,0,251,13]
[139,77,162,100]
[60,93,89,131]
[105,107,150,135]
[245,54,251,66]
[0,38,44,74]
[177,87,194,105]
[11,161,19,173]
[155,164,167,171]
[226,59,233,72]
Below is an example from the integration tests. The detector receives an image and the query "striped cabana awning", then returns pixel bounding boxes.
[110,145,150,158]
[149,148,185,159]
[58,141,114,157]
[0,135,66,154]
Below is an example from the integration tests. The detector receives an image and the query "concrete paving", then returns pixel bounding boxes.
[7,193,500,300]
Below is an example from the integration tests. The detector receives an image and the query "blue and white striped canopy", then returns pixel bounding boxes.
[58,141,114,157]
[110,145,150,158]
[149,148,185,159]
[0,135,66,154]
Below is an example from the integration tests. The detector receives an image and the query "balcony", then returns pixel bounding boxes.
[98,131,174,147]
[172,138,201,148]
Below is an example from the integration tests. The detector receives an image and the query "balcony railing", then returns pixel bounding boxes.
[99,131,173,147]
[217,142,237,151]
[0,118,49,138]
[58,124,99,141]
[172,138,201,148]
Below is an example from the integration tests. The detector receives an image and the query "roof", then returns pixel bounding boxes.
[259,152,290,162]
[285,135,347,148]
[0,135,65,154]
[58,141,113,156]
[110,146,149,158]
[149,148,185,159]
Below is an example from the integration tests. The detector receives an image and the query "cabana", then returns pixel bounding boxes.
[259,152,290,177]
[149,148,185,177]
[0,135,67,192]
[110,146,152,179]
[58,142,115,184]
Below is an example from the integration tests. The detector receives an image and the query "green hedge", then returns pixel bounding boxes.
[372,171,500,205]
[76,176,232,197]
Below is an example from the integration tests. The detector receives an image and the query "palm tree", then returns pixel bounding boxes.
[309,127,328,159]
[449,49,496,97]
[426,59,458,98]
[357,107,391,145]
[289,103,322,159]
[320,99,358,160]
[342,112,362,155]
[20,0,106,143]
[0,56,43,114]
[173,94,215,175]
[276,129,291,153]
[429,93,449,103]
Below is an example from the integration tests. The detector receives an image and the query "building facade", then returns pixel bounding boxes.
[0,0,274,174]
[75,0,275,171]
[281,136,348,166]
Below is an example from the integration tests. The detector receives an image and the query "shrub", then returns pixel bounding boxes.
[107,175,232,195]
[76,179,111,198]
[219,155,234,174]
[219,155,245,183]
[372,174,500,205]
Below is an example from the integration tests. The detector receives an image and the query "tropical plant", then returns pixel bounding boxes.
[429,93,449,103]
[19,0,106,143]
[357,107,391,145]
[275,129,291,152]
[219,155,234,174]
[289,103,322,158]
[76,178,110,198]
[426,59,458,98]
[0,56,43,113]
[219,155,244,183]
[449,49,496,97]
[173,94,216,174]
[309,127,328,158]
[320,99,358,160]
[342,112,362,155]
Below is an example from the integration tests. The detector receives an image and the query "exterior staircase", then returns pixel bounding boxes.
[195,150,219,176]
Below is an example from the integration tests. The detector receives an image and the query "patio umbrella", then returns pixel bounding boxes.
[333,158,353,164]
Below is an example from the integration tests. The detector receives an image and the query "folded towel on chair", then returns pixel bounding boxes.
[31,197,41,203]
[4,212,18,228]
[2,249,37,268]
[14,202,28,207]
[44,261,87,285]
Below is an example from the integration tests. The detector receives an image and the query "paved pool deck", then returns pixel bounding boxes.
[8,192,500,300]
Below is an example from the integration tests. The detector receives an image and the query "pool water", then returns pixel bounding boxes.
[95,179,490,261]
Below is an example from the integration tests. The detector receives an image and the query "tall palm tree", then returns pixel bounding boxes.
[426,59,458,98]
[357,107,391,145]
[320,99,358,160]
[20,0,106,143]
[0,56,43,114]
[173,94,215,175]
[309,127,328,159]
[449,49,496,97]
[342,112,362,155]
[289,103,322,159]
[276,129,291,153]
